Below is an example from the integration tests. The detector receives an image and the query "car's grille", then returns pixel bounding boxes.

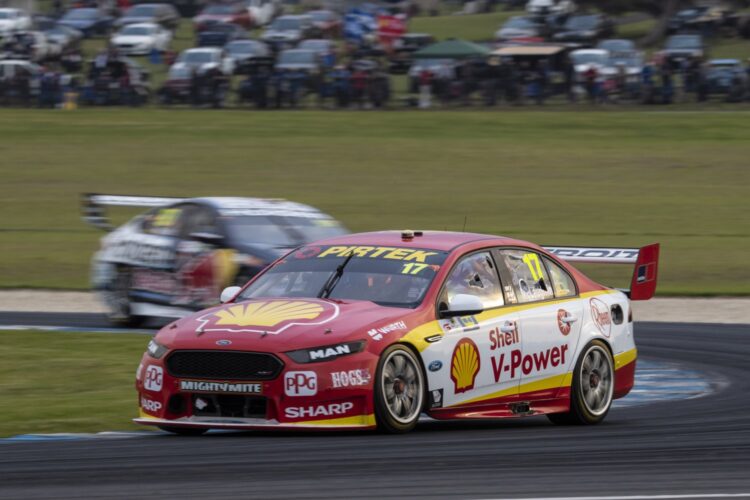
[191,394,267,419]
[166,350,283,380]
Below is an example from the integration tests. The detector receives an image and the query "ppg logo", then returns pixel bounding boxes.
[284,371,317,397]
[144,365,163,392]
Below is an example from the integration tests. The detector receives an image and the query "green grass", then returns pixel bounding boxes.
[1,109,749,294]
[0,330,149,436]
[410,10,520,41]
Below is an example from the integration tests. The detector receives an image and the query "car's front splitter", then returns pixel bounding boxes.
[134,412,376,431]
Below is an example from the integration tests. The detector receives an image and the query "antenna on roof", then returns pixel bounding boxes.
[462,216,468,232]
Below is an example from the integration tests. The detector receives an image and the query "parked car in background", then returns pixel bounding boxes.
[596,39,643,85]
[495,15,546,41]
[662,34,706,64]
[44,24,83,53]
[58,8,114,37]
[308,9,341,38]
[159,64,194,103]
[0,59,41,79]
[194,2,253,31]
[569,48,609,82]
[552,14,614,44]
[82,194,347,325]
[667,5,734,35]
[706,59,747,96]
[297,38,335,57]
[226,39,271,73]
[111,23,172,55]
[526,0,575,18]
[0,8,31,35]
[275,48,320,73]
[244,0,280,26]
[261,15,315,50]
[196,21,248,47]
[114,4,180,31]
[9,31,52,61]
[171,46,234,75]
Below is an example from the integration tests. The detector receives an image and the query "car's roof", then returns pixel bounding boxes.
[710,59,740,65]
[186,47,221,53]
[123,22,159,28]
[305,230,533,252]
[190,197,333,218]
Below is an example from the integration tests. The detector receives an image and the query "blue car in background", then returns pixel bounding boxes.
[58,8,114,38]
[706,59,747,98]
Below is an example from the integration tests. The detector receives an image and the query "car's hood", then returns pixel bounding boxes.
[0,20,15,30]
[112,35,154,44]
[171,61,218,72]
[262,30,300,40]
[155,298,415,353]
[497,28,536,38]
[276,63,315,70]
[120,16,153,24]
[195,14,233,23]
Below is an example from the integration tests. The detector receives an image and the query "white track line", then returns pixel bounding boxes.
[476,494,750,500]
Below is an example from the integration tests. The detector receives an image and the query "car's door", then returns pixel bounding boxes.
[422,250,520,410]
[494,248,582,400]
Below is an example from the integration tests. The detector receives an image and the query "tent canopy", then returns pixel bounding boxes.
[412,39,491,60]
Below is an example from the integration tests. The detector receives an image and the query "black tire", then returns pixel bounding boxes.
[374,344,425,434]
[104,266,145,328]
[158,426,208,436]
[548,340,614,425]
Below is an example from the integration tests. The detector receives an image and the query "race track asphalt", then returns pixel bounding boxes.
[0,321,748,499]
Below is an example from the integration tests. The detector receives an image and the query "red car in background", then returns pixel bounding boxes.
[193,2,253,31]
[134,230,659,435]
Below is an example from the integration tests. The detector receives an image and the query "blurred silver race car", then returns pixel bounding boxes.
[82,194,347,326]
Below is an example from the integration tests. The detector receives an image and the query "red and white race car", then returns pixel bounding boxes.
[134,230,658,434]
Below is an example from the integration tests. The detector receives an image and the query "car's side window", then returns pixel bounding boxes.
[496,249,554,304]
[543,257,577,298]
[142,206,183,237]
[438,251,504,311]
[180,205,220,239]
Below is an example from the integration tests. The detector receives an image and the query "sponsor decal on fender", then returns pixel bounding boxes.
[492,344,569,383]
[331,369,371,388]
[179,380,262,394]
[367,320,407,341]
[141,397,162,413]
[590,298,612,337]
[557,309,571,336]
[285,371,318,396]
[284,402,355,419]
[440,315,479,334]
[451,338,480,394]
[144,365,163,392]
[430,389,443,409]
[428,360,442,372]
[195,299,339,335]
[488,321,519,350]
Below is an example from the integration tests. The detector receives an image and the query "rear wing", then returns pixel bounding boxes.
[543,244,660,301]
[81,193,184,231]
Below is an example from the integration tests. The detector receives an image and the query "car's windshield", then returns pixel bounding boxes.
[127,5,156,16]
[64,9,97,20]
[239,245,448,308]
[0,11,15,19]
[227,41,258,54]
[565,15,598,30]
[299,40,328,51]
[278,50,315,64]
[227,216,346,247]
[667,36,700,49]
[121,25,153,35]
[505,17,536,29]
[270,17,300,30]
[310,11,332,21]
[571,52,607,65]
[178,50,216,63]
[203,4,235,14]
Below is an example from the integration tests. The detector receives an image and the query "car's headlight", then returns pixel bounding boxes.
[285,340,366,364]
[147,339,169,359]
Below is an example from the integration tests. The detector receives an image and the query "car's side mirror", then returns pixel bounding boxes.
[441,294,484,318]
[220,286,242,303]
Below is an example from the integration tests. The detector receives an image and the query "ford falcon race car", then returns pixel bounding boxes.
[134,230,659,434]
[82,194,347,326]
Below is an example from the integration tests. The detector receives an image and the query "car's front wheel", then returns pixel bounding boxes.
[374,344,425,433]
[104,267,145,328]
[548,340,614,425]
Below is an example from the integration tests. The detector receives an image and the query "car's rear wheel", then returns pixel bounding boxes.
[374,345,425,433]
[158,426,208,436]
[548,340,614,425]
[105,267,145,328]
